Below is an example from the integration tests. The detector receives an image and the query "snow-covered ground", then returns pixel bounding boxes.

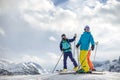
[48,72,120,80]
[0,73,57,80]
[0,72,120,80]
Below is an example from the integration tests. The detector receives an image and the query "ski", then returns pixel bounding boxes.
[59,71,105,75]
[59,71,76,75]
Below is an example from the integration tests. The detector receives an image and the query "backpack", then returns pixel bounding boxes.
[61,39,71,52]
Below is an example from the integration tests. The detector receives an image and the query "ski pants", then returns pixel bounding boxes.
[63,51,78,69]
[87,50,95,70]
[79,50,89,72]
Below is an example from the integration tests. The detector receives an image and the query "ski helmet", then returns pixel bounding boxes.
[61,34,66,37]
[84,25,90,31]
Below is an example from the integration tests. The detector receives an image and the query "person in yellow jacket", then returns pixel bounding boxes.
[76,25,95,73]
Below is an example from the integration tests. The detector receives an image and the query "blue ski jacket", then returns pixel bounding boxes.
[77,32,95,50]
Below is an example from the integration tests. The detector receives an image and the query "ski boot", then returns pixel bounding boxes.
[73,66,78,71]
[62,68,67,72]
[76,69,85,73]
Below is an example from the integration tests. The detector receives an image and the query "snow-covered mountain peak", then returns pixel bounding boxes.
[0,59,47,75]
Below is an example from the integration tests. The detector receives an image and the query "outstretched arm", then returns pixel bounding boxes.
[68,37,75,42]
[68,34,76,42]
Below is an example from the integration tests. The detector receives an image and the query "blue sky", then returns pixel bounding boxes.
[52,0,68,6]
[0,0,120,70]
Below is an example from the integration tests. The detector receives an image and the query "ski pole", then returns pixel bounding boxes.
[76,48,79,66]
[73,39,76,57]
[94,41,99,61]
[52,53,63,73]
[73,34,77,57]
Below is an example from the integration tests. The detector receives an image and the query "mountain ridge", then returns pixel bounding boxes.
[0,59,46,75]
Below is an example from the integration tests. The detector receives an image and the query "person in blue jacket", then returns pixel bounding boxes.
[76,25,95,73]
[60,34,78,72]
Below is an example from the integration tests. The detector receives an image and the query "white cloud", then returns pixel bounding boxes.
[20,0,54,12]
[22,55,46,64]
[0,27,5,36]
[20,0,120,33]
[18,0,120,60]
[20,0,79,33]
[0,0,22,14]
[47,52,58,59]
[0,0,120,62]
[49,36,57,42]
[47,52,60,64]
[22,52,60,65]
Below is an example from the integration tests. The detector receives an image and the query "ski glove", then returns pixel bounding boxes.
[91,45,94,51]
[76,44,79,48]
[74,34,77,39]
[73,36,76,39]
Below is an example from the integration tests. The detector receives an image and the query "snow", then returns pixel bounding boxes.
[0,73,57,80]
[53,72,120,80]
[0,72,120,80]
[0,59,11,69]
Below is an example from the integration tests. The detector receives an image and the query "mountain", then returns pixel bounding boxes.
[93,56,120,72]
[0,59,46,75]
[1,56,120,75]
[0,59,11,69]
[109,56,120,72]
[93,60,110,71]
[0,59,13,75]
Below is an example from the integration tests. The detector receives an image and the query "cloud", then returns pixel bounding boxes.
[0,0,120,63]
[20,0,79,33]
[46,52,61,64]
[49,36,57,42]
[0,27,5,36]
[22,52,61,69]
[22,55,46,64]
[47,52,58,59]
[0,0,22,14]
[20,0,120,35]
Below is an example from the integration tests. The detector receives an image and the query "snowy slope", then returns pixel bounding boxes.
[47,72,120,80]
[0,72,120,80]
[0,59,46,75]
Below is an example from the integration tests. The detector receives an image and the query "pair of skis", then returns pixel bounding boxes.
[59,71,105,75]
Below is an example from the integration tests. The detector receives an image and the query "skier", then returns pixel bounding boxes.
[87,50,96,71]
[60,34,78,72]
[76,25,95,73]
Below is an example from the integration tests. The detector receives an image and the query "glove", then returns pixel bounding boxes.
[91,45,94,51]
[76,44,79,48]
[73,34,77,39]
